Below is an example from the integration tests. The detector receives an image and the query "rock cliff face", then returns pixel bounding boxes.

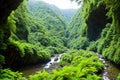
[70,0,120,63]
[0,0,23,68]
[86,4,111,41]
[0,0,23,53]
[0,0,23,24]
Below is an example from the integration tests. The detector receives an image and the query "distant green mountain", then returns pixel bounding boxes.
[27,0,67,34]
[60,9,77,21]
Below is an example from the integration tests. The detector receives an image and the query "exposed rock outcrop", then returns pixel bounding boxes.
[0,0,23,24]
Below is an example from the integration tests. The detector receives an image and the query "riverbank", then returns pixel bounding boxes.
[97,53,120,80]
[18,53,66,77]
[18,50,120,80]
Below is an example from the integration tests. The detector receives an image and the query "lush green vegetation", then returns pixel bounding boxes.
[0,50,104,80]
[68,0,120,64]
[67,8,89,49]
[0,0,67,69]
[0,69,26,80]
[117,74,120,80]
[29,50,103,80]
[0,0,120,79]
[0,0,68,79]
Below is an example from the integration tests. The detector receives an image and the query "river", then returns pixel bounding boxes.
[18,53,65,77]
[18,52,120,79]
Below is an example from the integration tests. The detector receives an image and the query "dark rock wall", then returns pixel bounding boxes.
[86,4,111,41]
[0,0,23,24]
[0,0,23,69]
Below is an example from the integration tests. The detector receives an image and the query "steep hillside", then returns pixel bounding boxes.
[0,0,67,69]
[27,0,68,45]
[60,9,77,21]
[0,0,23,69]
[68,0,120,64]
[67,8,89,49]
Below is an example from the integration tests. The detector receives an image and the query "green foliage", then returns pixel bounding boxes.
[117,74,120,80]
[0,0,67,69]
[27,0,67,37]
[87,41,97,52]
[102,36,120,63]
[0,11,16,52]
[29,50,103,80]
[29,70,50,80]
[0,55,5,69]
[95,23,120,63]
[9,38,27,57]
[70,0,120,64]
[1,0,120,79]
[14,0,30,41]
[26,0,67,51]
[97,23,113,53]
[60,50,103,69]
[0,29,8,51]
[0,69,26,80]
[67,8,88,49]
[68,36,89,49]
[7,11,16,33]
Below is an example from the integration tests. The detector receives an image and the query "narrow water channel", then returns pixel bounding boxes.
[96,53,120,80]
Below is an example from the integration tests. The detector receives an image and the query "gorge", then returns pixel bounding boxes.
[0,0,120,80]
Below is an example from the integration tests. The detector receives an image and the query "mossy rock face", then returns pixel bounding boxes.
[0,0,23,56]
[0,0,24,69]
[0,0,23,24]
[86,4,111,41]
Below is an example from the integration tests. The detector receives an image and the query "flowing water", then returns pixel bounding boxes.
[19,52,120,79]
[96,53,120,80]
[18,53,65,77]
[44,53,65,68]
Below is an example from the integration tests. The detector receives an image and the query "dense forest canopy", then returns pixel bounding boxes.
[0,0,120,80]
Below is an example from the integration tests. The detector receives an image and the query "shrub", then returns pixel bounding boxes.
[117,74,120,80]
[29,70,50,80]
[0,55,5,68]
[87,41,97,52]
[0,69,26,80]
[29,50,104,80]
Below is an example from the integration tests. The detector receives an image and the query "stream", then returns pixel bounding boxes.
[18,53,65,77]
[96,53,120,80]
[19,52,120,80]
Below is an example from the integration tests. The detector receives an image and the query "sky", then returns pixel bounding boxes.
[40,0,80,9]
